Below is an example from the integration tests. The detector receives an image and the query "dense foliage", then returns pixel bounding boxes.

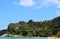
[6,16,60,37]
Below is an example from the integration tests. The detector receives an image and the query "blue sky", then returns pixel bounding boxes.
[0,0,60,30]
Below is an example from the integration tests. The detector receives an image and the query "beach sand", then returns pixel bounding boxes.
[51,37,60,39]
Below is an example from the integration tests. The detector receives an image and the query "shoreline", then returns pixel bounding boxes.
[1,34,60,39]
[51,37,60,39]
[1,34,21,37]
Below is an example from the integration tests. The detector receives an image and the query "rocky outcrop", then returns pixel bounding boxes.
[0,30,6,36]
[1,34,21,37]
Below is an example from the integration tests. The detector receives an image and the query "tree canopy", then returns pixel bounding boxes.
[2,16,60,37]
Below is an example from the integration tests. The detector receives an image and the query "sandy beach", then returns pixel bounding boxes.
[51,37,60,39]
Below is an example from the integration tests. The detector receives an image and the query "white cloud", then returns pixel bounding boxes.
[36,0,49,8]
[14,0,60,8]
[19,0,34,7]
[50,0,60,8]
[57,2,60,8]
[36,0,60,8]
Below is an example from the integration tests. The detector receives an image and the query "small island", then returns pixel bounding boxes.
[0,16,60,39]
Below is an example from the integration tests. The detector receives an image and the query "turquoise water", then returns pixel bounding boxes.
[0,37,49,39]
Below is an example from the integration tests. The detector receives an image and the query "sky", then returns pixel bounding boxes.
[0,0,60,30]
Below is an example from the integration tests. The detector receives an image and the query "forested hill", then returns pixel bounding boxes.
[1,16,60,37]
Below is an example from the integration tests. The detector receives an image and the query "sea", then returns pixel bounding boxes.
[0,37,50,39]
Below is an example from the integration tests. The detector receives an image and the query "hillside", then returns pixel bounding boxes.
[0,16,60,37]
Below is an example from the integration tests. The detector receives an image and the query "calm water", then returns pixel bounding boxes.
[0,37,49,39]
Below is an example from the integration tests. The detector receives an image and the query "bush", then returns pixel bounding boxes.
[56,31,60,37]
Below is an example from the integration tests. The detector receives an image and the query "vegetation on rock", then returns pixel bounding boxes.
[1,16,60,37]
